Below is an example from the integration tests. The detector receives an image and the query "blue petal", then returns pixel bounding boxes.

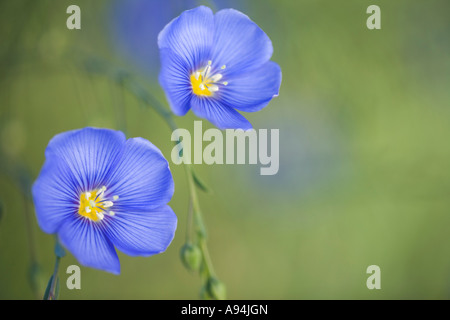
[32,156,79,234]
[221,61,282,112]
[159,48,193,116]
[45,128,126,192]
[58,218,120,274]
[105,205,177,256]
[158,6,214,70]
[191,96,252,130]
[104,137,174,211]
[211,8,273,77]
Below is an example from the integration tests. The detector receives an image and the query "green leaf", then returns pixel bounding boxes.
[43,275,53,300]
[191,170,211,194]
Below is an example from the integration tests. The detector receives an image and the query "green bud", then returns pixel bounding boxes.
[180,243,202,271]
[207,277,226,300]
[54,240,66,258]
[199,285,213,300]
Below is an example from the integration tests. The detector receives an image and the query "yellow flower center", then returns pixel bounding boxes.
[190,60,228,97]
[78,186,118,222]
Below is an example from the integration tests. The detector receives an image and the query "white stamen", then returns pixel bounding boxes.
[210,74,223,82]
[89,200,96,207]
[85,192,91,200]
[108,211,115,216]
[113,195,119,201]
[103,201,114,208]
[85,206,91,213]
[208,85,219,92]
[192,60,227,95]
[96,212,104,220]
[222,81,228,86]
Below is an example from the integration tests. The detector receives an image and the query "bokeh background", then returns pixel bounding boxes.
[1,0,450,299]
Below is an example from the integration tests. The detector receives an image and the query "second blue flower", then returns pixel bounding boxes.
[158,6,282,130]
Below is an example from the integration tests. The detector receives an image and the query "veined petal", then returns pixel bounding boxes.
[45,128,126,192]
[222,61,282,112]
[211,8,273,77]
[159,48,193,116]
[191,96,252,130]
[32,156,79,234]
[58,218,120,274]
[105,205,177,256]
[105,137,174,211]
[158,5,214,70]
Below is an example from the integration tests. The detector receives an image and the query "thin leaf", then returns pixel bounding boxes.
[191,170,211,194]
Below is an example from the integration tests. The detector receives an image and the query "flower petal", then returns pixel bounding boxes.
[191,96,252,130]
[105,205,177,256]
[159,48,193,116]
[158,5,214,70]
[58,218,120,274]
[45,128,126,192]
[221,61,282,112]
[211,8,273,77]
[32,156,79,234]
[104,137,174,211]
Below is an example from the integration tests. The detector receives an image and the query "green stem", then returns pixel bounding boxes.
[121,77,217,280]
[186,199,194,243]
[47,254,61,300]
[81,57,221,296]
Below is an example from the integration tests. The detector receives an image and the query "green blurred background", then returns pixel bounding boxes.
[1,0,449,299]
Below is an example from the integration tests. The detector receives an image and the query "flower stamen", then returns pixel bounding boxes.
[191,61,227,97]
[78,187,118,222]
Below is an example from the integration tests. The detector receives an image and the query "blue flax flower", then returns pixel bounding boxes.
[32,128,177,274]
[158,6,282,130]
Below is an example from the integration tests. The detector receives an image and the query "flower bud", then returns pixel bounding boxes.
[180,243,202,271]
[199,285,213,300]
[207,277,226,300]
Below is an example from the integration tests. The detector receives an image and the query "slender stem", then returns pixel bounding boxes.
[186,199,194,243]
[47,255,61,300]
[120,77,216,279]
[80,57,221,295]
[113,80,128,135]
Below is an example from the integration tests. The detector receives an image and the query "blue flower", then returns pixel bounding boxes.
[109,0,247,77]
[158,6,282,130]
[32,128,177,274]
